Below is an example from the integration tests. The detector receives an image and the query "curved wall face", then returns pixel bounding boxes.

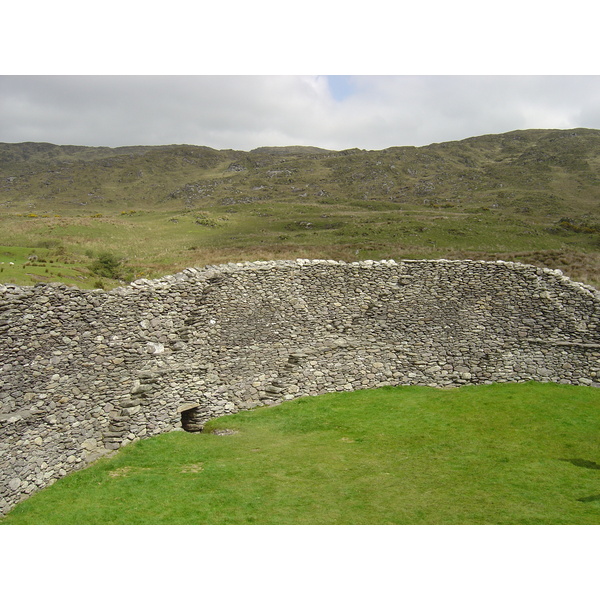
[1,259,599,514]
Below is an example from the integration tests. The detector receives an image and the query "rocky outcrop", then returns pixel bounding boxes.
[1,258,599,515]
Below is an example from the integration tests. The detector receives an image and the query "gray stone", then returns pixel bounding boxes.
[8,478,21,491]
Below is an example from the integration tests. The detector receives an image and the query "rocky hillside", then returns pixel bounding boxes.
[0,128,598,289]
[1,128,599,213]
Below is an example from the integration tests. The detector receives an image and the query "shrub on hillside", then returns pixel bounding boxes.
[90,252,123,280]
[556,217,600,234]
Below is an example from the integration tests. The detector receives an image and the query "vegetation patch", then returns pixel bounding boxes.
[89,251,134,282]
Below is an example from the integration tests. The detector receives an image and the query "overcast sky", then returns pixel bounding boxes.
[1,75,599,151]
[3,2,599,152]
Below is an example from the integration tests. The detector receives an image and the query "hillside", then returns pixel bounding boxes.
[1,128,599,289]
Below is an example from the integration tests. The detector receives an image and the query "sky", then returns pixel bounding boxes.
[2,2,598,152]
[2,74,600,151]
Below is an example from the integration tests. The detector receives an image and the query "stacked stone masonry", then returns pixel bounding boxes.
[1,259,599,515]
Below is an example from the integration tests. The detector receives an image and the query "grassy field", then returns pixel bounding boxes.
[3,382,600,525]
[1,204,599,289]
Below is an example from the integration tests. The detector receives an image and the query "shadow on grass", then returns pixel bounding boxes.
[560,458,600,503]
[577,494,600,503]
[561,458,600,470]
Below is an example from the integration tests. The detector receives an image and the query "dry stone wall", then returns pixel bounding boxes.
[1,258,599,515]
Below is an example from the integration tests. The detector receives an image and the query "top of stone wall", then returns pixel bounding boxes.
[1,258,599,300]
[124,258,600,300]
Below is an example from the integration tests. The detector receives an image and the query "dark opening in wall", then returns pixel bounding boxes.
[179,403,204,432]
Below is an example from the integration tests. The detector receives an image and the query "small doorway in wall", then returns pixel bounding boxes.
[179,403,204,432]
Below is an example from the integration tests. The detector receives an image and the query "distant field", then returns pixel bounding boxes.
[1,203,599,289]
[3,382,600,525]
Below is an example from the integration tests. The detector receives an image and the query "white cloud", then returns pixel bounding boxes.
[1,75,600,150]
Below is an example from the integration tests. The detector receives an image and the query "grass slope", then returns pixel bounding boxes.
[1,129,599,289]
[3,382,600,525]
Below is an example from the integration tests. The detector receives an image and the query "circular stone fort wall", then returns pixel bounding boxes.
[1,259,599,514]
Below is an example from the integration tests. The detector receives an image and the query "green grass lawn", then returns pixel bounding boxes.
[0,244,98,288]
[3,382,600,525]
